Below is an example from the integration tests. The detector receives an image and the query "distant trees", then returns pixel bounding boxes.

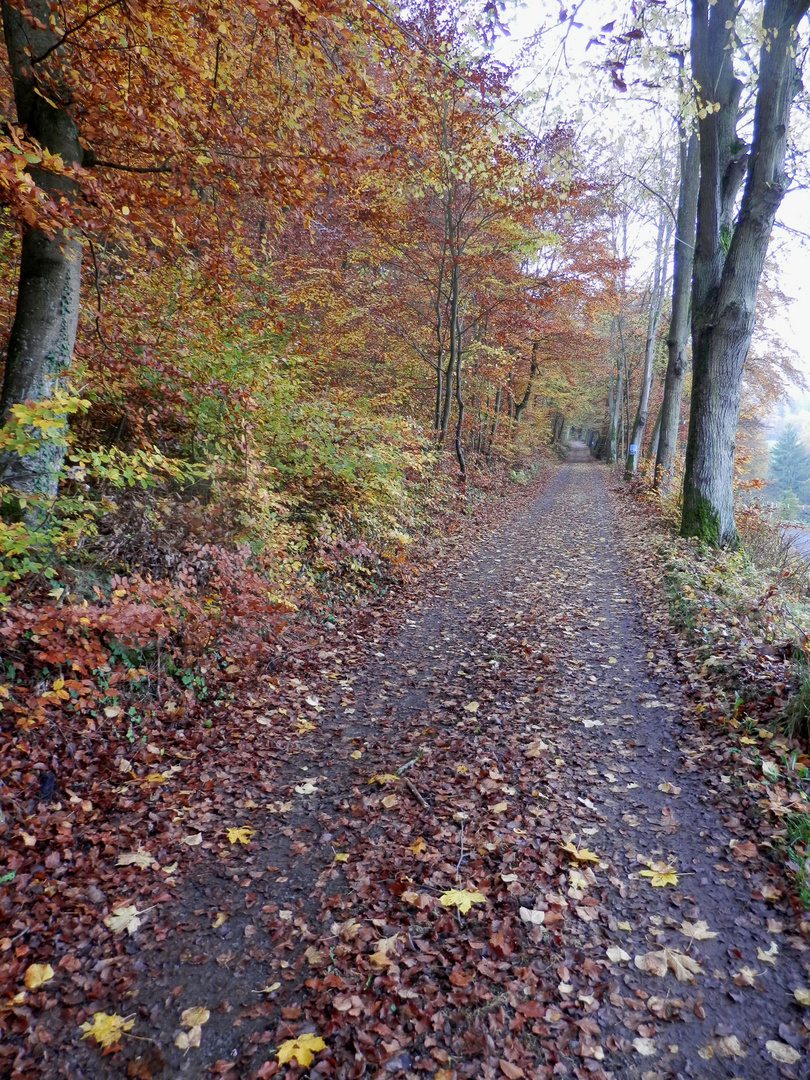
[771,425,810,504]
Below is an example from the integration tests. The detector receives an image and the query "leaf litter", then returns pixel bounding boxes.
[8,455,810,1079]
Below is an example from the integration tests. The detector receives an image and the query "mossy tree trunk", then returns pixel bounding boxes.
[682,0,809,545]
[0,1,83,503]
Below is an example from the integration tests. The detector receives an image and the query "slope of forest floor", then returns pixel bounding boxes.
[6,449,810,1080]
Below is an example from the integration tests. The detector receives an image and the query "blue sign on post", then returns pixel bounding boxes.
[629,444,637,454]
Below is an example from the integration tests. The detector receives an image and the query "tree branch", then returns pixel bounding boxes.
[31,0,124,65]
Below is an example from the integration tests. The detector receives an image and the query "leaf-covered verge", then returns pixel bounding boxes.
[615,479,810,907]
[0,446,559,1068]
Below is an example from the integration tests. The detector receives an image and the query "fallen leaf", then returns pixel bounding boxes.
[175,1026,202,1050]
[794,987,810,1005]
[381,793,398,809]
[294,782,317,795]
[23,963,55,990]
[632,1037,657,1057]
[350,750,362,759]
[756,941,778,964]
[519,907,545,925]
[116,850,155,869]
[226,826,256,844]
[732,966,761,987]
[635,948,702,982]
[657,781,681,795]
[440,888,486,914]
[679,920,717,941]
[276,1033,326,1067]
[766,1041,801,1064]
[80,1011,135,1049]
[492,801,508,814]
[606,946,630,963]
[499,1062,524,1079]
[334,852,349,862]
[212,912,228,929]
[104,905,142,936]
[464,700,480,713]
[181,832,203,846]
[716,1035,745,1059]
[560,841,599,863]
[639,863,678,887]
[181,1006,210,1027]
[368,773,399,785]
[409,837,426,854]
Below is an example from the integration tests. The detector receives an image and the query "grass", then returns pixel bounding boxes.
[785,810,810,909]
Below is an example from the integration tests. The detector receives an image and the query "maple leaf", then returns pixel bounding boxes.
[638,863,678,886]
[226,826,256,844]
[732,966,761,987]
[679,920,717,941]
[79,1011,135,1049]
[440,888,486,914]
[560,841,599,863]
[23,963,54,990]
[756,941,778,964]
[104,905,142,935]
[409,836,426,854]
[276,1033,326,1067]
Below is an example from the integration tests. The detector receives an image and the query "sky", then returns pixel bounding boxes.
[490,0,810,431]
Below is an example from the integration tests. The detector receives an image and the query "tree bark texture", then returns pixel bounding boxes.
[0,1,84,501]
[514,342,539,425]
[654,129,699,491]
[682,0,809,545]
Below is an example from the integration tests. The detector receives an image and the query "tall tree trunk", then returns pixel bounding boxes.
[625,208,671,477]
[514,342,539,425]
[0,1,84,503]
[438,262,459,448]
[647,402,663,463]
[682,0,809,545]
[453,314,466,479]
[655,128,700,491]
[486,386,501,462]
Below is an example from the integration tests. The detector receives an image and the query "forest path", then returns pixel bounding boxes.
[77,455,810,1080]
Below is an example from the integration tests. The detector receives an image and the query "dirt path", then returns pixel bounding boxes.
[63,451,810,1080]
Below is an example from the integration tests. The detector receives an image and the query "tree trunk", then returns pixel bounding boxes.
[647,402,663,463]
[681,0,809,545]
[625,207,671,477]
[514,342,539,425]
[654,128,699,491]
[453,315,466,479]
[486,386,501,462]
[0,1,84,502]
[438,262,459,448]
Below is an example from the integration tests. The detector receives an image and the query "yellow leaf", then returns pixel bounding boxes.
[226,826,256,845]
[439,888,486,914]
[766,1041,801,1065]
[492,801,508,814]
[212,912,228,929]
[334,852,349,862]
[52,677,65,692]
[368,772,399,785]
[276,1033,326,1067]
[23,963,54,990]
[181,1006,210,1027]
[409,837,426,854]
[463,700,479,713]
[350,750,362,759]
[756,941,778,964]
[80,1011,135,1049]
[381,794,398,809]
[794,987,810,1005]
[639,863,678,887]
[560,841,599,863]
